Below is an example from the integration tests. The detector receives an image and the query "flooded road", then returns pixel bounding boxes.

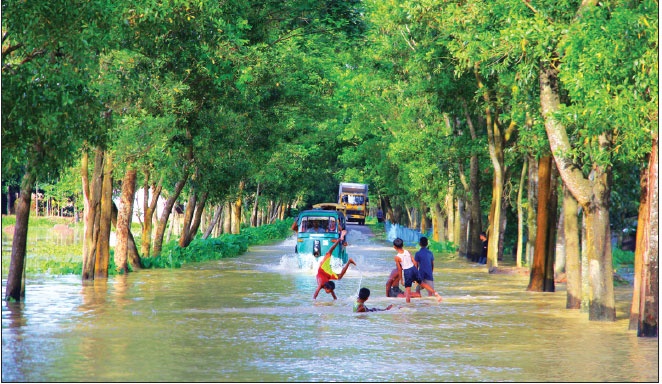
[2,225,658,382]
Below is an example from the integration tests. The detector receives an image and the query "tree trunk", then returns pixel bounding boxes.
[152,173,188,256]
[463,105,484,262]
[445,188,454,242]
[516,162,527,267]
[555,197,566,275]
[431,202,445,243]
[487,168,504,271]
[223,201,232,234]
[457,198,468,257]
[541,63,615,321]
[526,155,538,267]
[637,135,658,337]
[279,202,286,220]
[232,181,244,234]
[583,175,616,320]
[475,65,505,272]
[94,152,113,279]
[498,192,509,261]
[420,202,428,235]
[393,204,403,225]
[629,164,647,329]
[581,211,590,312]
[528,155,555,292]
[180,192,208,247]
[407,205,415,230]
[115,168,136,274]
[179,191,197,247]
[203,205,223,239]
[83,148,104,281]
[381,196,394,224]
[166,206,177,243]
[251,182,260,227]
[564,185,581,309]
[454,197,462,246]
[110,202,142,270]
[4,170,35,302]
[544,163,559,292]
[34,182,39,217]
[141,172,163,257]
[81,150,91,266]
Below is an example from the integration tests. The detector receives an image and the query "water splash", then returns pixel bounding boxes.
[276,252,318,273]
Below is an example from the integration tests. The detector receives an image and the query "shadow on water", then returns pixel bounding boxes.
[2,226,658,382]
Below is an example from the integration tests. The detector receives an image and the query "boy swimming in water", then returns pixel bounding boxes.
[354,287,393,312]
[313,239,356,300]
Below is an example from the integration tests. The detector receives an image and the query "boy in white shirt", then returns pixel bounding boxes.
[393,237,442,303]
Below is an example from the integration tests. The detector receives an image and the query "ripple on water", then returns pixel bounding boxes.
[1,234,658,382]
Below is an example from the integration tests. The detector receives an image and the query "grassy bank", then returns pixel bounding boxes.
[1,215,295,276]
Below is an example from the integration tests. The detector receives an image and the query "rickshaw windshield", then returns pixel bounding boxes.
[299,216,338,233]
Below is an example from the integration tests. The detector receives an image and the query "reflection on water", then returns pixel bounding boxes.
[2,230,658,382]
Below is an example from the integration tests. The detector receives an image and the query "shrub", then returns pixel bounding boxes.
[429,239,457,255]
[140,218,294,270]
[612,248,635,267]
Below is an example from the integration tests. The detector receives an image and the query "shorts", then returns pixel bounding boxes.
[402,267,420,288]
[416,279,434,294]
[388,286,404,298]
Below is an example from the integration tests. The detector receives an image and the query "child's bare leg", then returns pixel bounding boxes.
[421,282,442,302]
[337,259,355,279]
[405,287,412,303]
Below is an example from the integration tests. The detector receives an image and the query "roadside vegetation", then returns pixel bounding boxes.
[2,0,655,333]
[2,215,294,276]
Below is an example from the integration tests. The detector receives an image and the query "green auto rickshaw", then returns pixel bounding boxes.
[293,208,348,263]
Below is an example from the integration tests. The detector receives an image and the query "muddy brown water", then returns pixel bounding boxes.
[1,225,658,382]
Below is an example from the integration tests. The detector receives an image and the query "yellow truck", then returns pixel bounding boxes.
[338,182,369,225]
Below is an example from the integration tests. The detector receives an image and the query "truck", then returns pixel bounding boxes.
[338,182,369,225]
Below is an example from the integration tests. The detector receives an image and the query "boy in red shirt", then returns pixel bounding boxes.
[313,239,356,300]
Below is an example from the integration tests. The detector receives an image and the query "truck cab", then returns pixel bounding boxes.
[293,209,348,263]
[338,182,369,225]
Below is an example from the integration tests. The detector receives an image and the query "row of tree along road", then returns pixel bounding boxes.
[2,0,656,336]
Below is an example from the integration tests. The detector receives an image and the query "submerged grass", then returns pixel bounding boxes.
[1,215,295,277]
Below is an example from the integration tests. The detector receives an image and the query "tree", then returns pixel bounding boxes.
[541,1,656,320]
[527,156,558,292]
[2,0,114,300]
[635,135,658,336]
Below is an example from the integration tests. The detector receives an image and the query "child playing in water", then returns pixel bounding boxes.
[393,237,442,303]
[354,288,393,312]
[313,239,356,300]
[385,268,421,298]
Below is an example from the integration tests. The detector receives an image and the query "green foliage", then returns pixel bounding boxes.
[1,215,81,228]
[3,0,654,283]
[1,216,16,226]
[556,2,657,170]
[1,241,84,277]
[240,218,295,244]
[366,221,386,239]
[428,239,458,256]
[1,216,294,276]
[140,218,294,270]
[612,248,635,268]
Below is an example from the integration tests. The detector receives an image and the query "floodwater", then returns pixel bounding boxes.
[1,225,658,382]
